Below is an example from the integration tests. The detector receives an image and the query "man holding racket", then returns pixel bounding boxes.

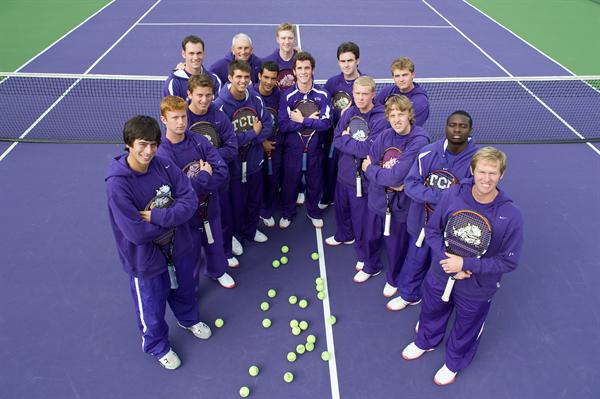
[214,60,273,245]
[158,96,236,290]
[328,76,387,271]
[261,23,298,91]
[186,74,240,268]
[401,147,523,386]
[386,111,479,308]
[106,115,211,371]
[374,57,429,126]
[164,35,221,99]
[355,96,429,286]
[210,33,262,85]
[278,51,332,228]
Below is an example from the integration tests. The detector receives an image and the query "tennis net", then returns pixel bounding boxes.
[1,72,599,144]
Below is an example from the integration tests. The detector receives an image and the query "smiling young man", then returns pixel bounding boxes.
[210,33,262,85]
[262,23,298,91]
[106,115,211,371]
[401,147,523,387]
[385,111,480,308]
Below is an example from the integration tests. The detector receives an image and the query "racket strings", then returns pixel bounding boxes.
[445,214,492,257]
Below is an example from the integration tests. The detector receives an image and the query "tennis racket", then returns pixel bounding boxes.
[145,193,178,289]
[348,116,370,197]
[265,107,278,176]
[380,147,402,236]
[332,91,352,110]
[441,210,492,302]
[415,170,458,247]
[277,68,295,90]
[189,121,221,148]
[182,161,214,244]
[232,107,258,183]
[294,99,320,172]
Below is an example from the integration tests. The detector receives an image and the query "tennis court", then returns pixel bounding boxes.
[1,1,599,398]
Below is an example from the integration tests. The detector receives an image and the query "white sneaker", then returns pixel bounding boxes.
[401,342,433,361]
[227,257,240,268]
[434,364,458,386]
[279,217,291,229]
[217,272,235,289]
[308,215,323,228]
[232,236,243,256]
[325,236,355,246]
[355,261,364,271]
[353,270,380,283]
[180,321,212,340]
[296,192,305,205]
[254,230,268,243]
[260,216,275,227]
[387,296,421,311]
[318,202,329,210]
[383,282,398,298]
[158,349,181,370]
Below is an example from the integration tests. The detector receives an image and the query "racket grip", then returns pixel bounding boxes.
[168,264,179,290]
[241,161,247,183]
[356,176,362,197]
[267,158,273,175]
[302,153,307,171]
[384,211,391,236]
[204,220,214,244]
[328,143,335,159]
[441,276,456,302]
[415,228,425,247]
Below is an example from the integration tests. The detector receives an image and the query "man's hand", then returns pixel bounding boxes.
[253,116,262,135]
[290,109,304,123]
[199,160,212,175]
[262,140,276,152]
[341,127,350,136]
[361,156,372,172]
[440,252,464,274]
[139,210,151,223]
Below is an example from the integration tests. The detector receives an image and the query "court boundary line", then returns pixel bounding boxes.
[138,22,452,29]
[296,25,302,51]
[315,227,340,399]
[421,0,600,157]
[0,0,163,163]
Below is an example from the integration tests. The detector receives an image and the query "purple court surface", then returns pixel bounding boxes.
[1,1,599,398]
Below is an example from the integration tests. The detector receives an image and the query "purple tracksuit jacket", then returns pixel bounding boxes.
[261,49,297,89]
[374,83,430,127]
[209,52,262,84]
[163,68,222,98]
[187,104,238,169]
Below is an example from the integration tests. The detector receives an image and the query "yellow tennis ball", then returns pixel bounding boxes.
[248,365,259,377]
[267,289,277,298]
[288,295,298,305]
[317,291,326,300]
[296,344,306,354]
[306,334,316,344]
[292,327,301,336]
[298,299,308,309]
[262,318,271,328]
[280,256,288,264]
[315,277,323,284]
[283,371,294,383]
[321,351,330,361]
[272,260,280,268]
[260,301,270,311]
[290,319,299,328]
[299,320,308,331]
[281,245,289,254]
[328,315,337,325]
[287,352,297,362]
[311,252,319,260]
[239,386,250,397]
[214,318,224,328]
[305,342,315,352]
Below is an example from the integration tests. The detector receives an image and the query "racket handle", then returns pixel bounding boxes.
[415,228,425,247]
[241,161,247,183]
[356,176,362,197]
[328,143,335,159]
[441,276,456,302]
[267,158,273,175]
[204,220,214,244]
[384,211,391,236]
[168,264,179,290]
[302,152,307,171]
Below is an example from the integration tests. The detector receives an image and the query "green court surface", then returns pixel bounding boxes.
[0,0,111,71]
[467,0,600,75]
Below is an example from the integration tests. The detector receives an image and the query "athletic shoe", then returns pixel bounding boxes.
[383,282,398,298]
[401,342,433,361]
[179,321,212,340]
[353,270,381,283]
[325,236,355,246]
[296,192,305,205]
[355,261,364,271]
[279,217,291,229]
[260,216,275,227]
[308,215,323,228]
[318,202,329,210]
[227,257,240,268]
[232,236,243,256]
[158,349,181,370]
[254,230,268,242]
[217,272,235,289]
[386,296,421,311]
[434,364,458,386]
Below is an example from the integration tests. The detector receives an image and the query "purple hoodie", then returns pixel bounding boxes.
[105,154,198,278]
[404,138,480,236]
[163,68,221,98]
[333,104,387,187]
[425,180,524,300]
[261,49,297,90]
[374,83,430,126]
[187,103,238,165]
[209,52,262,84]
[252,82,281,143]
[364,125,430,220]
[324,71,365,125]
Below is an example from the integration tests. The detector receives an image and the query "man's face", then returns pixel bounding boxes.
[352,84,375,112]
[228,69,251,95]
[276,30,295,53]
[338,52,359,77]
[388,108,411,135]
[294,60,313,85]
[182,42,205,70]
[471,160,503,198]
[392,68,415,93]
[127,139,158,168]
[160,109,187,136]
[259,69,278,94]
[188,86,213,114]
[232,39,253,61]
[445,114,472,146]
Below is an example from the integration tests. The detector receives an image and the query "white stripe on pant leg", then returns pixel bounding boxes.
[134,277,148,350]
[476,321,485,341]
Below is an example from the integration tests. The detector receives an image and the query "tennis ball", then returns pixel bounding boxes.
[292,327,301,336]
[239,386,250,397]
[299,320,308,331]
[272,260,280,268]
[328,315,337,325]
[315,277,323,285]
[267,289,277,298]
[288,295,298,305]
[305,342,315,352]
[316,283,325,292]
[287,352,297,362]
[280,256,288,264]
[306,334,316,344]
[214,318,224,328]
[290,319,299,328]
[260,301,270,311]
[317,291,326,300]
[311,252,319,260]
[281,245,289,254]
[262,318,271,328]
[296,344,306,354]
[248,365,260,377]
[284,371,294,383]
[298,299,308,309]
[321,351,330,361]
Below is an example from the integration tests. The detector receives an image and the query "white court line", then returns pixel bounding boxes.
[421,0,600,157]
[296,24,302,50]
[0,0,163,163]
[138,22,452,29]
[315,227,340,399]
